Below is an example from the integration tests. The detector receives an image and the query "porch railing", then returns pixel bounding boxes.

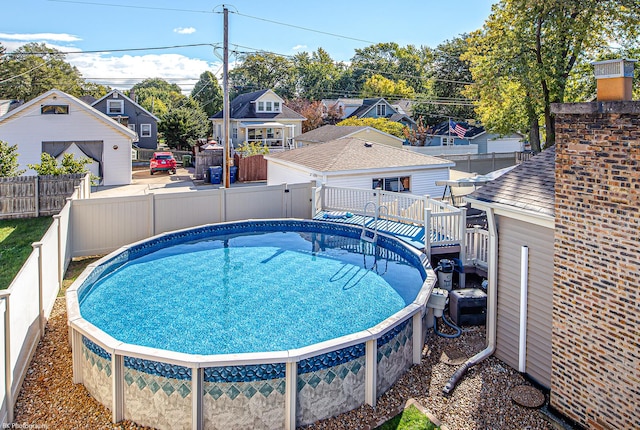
[314,186,465,251]
[465,225,489,270]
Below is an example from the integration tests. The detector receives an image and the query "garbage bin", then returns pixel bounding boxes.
[182,154,192,167]
[436,259,455,291]
[209,166,222,184]
[229,166,238,184]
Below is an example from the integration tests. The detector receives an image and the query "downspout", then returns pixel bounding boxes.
[443,206,498,394]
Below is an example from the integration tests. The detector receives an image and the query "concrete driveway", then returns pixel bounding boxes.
[90,166,212,197]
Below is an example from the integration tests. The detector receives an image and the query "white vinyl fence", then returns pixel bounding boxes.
[0,182,85,424]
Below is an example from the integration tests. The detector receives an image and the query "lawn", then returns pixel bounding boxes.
[375,404,439,430]
[0,217,54,289]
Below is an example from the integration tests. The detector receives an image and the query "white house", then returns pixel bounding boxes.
[0,89,137,186]
[265,138,454,196]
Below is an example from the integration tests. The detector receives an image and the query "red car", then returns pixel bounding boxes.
[150,152,177,175]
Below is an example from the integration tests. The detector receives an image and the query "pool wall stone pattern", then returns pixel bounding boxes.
[70,220,437,430]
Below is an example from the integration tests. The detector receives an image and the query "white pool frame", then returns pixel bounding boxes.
[66,219,437,430]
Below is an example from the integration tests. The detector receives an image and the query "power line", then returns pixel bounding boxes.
[5,43,219,56]
[230,11,377,46]
[47,0,216,14]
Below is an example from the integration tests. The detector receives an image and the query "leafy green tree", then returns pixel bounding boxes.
[27,153,92,175]
[129,78,185,116]
[361,74,415,101]
[229,53,296,99]
[337,117,405,138]
[293,48,346,100]
[158,98,208,150]
[414,35,475,125]
[191,71,223,117]
[0,43,86,101]
[350,43,432,95]
[463,0,640,150]
[0,140,25,177]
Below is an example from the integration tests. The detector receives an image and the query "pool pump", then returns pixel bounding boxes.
[426,288,462,338]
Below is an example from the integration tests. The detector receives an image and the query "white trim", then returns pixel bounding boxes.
[466,198,554,229]
[140,123,151,137]
[107,99,124,115]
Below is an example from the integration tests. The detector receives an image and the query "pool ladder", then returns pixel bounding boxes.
[360,201,389,244]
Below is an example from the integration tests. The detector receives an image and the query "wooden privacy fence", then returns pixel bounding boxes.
[234,153,267,182]
[0,174,90,219]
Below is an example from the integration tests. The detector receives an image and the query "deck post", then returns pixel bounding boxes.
[365,339,377,407]
[458,207,467,288]
[424,207,431,259]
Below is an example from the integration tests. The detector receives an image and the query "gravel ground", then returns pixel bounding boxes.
[14,298,555,430]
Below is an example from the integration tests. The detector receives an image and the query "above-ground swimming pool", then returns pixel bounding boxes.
[67,219,437,430]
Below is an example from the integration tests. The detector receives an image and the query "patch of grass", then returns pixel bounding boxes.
[375,404,439,430]
[0,217,54,289]
[60,255,102,296]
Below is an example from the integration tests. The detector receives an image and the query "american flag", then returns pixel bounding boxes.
[449,120,467,138]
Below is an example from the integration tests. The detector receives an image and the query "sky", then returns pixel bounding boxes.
[2,0,496,94]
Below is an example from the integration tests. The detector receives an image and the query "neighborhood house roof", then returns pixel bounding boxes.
[91,89,160,121]
[467,146,556,217]
[294,125,402,144]
[266,138,453,172]
[210,89,305,121]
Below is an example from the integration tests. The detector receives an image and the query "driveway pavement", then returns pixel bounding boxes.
[90,167,212,197]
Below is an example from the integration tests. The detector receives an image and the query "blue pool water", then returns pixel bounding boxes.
[80,230,424,355]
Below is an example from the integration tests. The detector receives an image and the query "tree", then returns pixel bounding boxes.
[361,74,415,101]
[0,140,25,177]
[413,35,476,125]
[293,48,346,100]
[0,43,86,101]
[129,78,184,116]
[464,0,640,150]
[28,153,92,175]
[286,99,324,133]
[191,71,223,117]
[158,98,208,150]
[228,53,296,99]
[337,117,405,138]
[350,43,432,95]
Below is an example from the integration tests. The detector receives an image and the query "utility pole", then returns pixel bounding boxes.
[222,6,230,187]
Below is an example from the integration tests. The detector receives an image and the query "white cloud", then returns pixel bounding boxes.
[173,27,196,35]
[66,52,221,94]
[292,44,307,51]
[0,32,81,42]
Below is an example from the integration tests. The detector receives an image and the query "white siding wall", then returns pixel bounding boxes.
[495,215,553,388]
[267,161,316,186]
[486,138,524,154]
[0,93,133,186]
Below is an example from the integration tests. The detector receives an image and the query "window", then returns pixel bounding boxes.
[140,124,151,137]
[128,124,136,132]
[107,100,124,115]
[442,136,455,146]
[41,105,69,115]
[376,104,386,117]
[266,128,274,139]
[232,127,238,139]
[372,176,411,192]
[256,100,281,113]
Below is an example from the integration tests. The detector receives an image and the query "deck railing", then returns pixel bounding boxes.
[315,186,465,251]
[465,225,489,270]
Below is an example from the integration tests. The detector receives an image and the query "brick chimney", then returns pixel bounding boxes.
[592,58,636,101]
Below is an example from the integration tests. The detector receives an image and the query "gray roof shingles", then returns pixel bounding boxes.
[295,125,368,143]
[210,89,305,120]
[267,138,452,172]
[468,146,556,217]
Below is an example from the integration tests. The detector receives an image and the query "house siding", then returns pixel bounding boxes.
[495,216,553,388]
[551,102,640,429]
[327,168,448,197]
[267,162,315,186]
[0,92,133,186]
[92,93,158,149]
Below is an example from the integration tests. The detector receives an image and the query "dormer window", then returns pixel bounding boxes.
[376,104,386,116]
[41,105,69,114]
[256,100,282,113]
[107,99,124,115]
